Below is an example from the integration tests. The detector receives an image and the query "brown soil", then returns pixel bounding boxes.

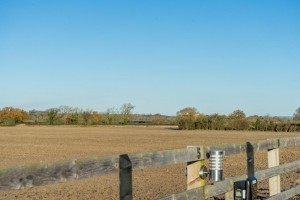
[0,126,300,199]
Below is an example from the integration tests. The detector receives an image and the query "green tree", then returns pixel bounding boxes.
[105,107,118,124]
[58,106,79,125]
[47,108,59,125]
[227,109,249,130]
[255,117,262,131]
[209,114,227,130]
[195,114,208,129]
[82,111,92,126]
[266,117,275,131]
[65,112,79,125]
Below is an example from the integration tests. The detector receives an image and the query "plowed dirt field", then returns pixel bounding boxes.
[0,126,300,199]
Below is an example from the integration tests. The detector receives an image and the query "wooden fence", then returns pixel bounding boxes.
[1,136,300,199]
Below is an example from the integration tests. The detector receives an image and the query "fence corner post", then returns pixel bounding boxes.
[268,139,280,196]
[119,154,132,200]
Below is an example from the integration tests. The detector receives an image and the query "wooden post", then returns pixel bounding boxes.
[187,160,206,190]
[268,139,280,196]
[186,146,206,190]
[119,154,132,200]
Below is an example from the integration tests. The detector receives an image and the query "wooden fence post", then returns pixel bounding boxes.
[186,146,206,190]
[268,139,280,196]
[119,154,132,200]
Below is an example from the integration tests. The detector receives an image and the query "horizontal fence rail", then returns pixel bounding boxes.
[0,137,300,193]
[266,185,300,200]
[0,149,194,192]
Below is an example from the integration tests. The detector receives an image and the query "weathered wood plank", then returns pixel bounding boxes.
[157,187,204,200]
[148,137,285,169]
[128,148,189,170]
[76,156,119,178]
[202,138,279,158]
[0,160,77,191]
[255,160,300,182]
[125,139,278,172]
[266,185,300,200]
[0,148,193,192]
[0,156,119,192]
[279,137,300,148]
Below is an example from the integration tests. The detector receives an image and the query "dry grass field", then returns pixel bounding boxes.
[0,126,300,199]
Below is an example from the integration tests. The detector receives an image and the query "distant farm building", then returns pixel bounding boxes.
[129,120,152,125]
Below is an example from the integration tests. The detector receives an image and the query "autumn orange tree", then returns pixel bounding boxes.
[82,111,102,125]
[0,107,29,126]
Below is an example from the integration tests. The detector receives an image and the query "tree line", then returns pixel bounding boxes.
[177,107,300,132]
[0,104,175,126]
[1,105,300,132]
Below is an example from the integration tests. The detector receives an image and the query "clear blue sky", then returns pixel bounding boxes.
[0,1,299,116]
